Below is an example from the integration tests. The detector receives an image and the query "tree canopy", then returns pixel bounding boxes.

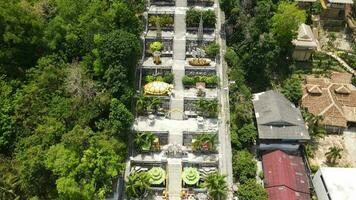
[0,0,142,199]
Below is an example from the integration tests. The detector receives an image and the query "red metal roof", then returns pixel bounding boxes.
[262,150,310,200]
[267,186,310,200]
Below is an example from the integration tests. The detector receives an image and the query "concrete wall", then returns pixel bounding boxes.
[259,143,300,152]
[312,169,330,200]
[293,49,313,61]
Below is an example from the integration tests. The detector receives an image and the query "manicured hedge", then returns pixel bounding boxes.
[186,8,216,28]
[182,75,218,86]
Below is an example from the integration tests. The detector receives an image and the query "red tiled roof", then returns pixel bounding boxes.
[262,150,310,200]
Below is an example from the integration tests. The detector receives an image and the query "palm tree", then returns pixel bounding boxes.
[136,95,147,115]
[149,97,161,113]
[125,172,151,199]
[303,109,326,139]
[207,99,218,118]
[325,146,343,164]
[134,132,157,152]
[203,172,228,200]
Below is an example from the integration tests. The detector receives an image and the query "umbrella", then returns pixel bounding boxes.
[182,167,200,185]
[148,167,166,185]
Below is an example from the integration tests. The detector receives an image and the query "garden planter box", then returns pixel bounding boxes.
[187,0,214,7]
[148,25,174,31]
[183,84,217,89]
[186,27,215,32]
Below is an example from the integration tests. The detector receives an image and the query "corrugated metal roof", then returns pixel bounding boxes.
[267,186,311,200]
[263,150,310,200]
[252,90,310,140]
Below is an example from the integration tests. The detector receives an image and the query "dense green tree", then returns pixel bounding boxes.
[203,172,228,200]
[254,0,275,33]
[271,1,306,48]
[236,179,268,200]
[112,1,144,35]
[237,123,257,148]
[96,30,140,74]
[0,77,16,154]
[0,156,23,199]
[0,0,45,76]
[232,150,257,183]
[281,77,303,105]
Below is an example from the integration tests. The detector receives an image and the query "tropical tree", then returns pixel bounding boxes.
[192,133,217,152]
[136,94,148,114]
[232,150,257,183]
[194,98,219,118]
[203,172,228,200]
[207,99,219,118]
[237,123,257,148]
[148,97,161,113]
[281,77,303,105]
[125,172,151,199]
[271,1,306,48]
[134,132,157,152]
[325,146,343,164]
[302,110,326,139]
[236,179,268,200]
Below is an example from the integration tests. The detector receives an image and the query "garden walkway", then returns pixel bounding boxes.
[168,159,182,200]
[168,0,187,198]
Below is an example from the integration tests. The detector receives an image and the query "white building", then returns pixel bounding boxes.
[313,167,356,200]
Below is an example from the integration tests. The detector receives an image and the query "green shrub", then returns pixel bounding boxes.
[149,41,162,52]
[186,8,216,28]
[182,75,196,85]
[183,75,218,86]
[145,73,174,83]
[148,15,174,27]
[145,75,155,83]
[163,73,174,83]
[205,75,218,85]
[232,150,257,183]
[205,43,220,58]
[155,76,164,82]
[310,164,319,174]
[352,77,356,87]
[338,52,356,70]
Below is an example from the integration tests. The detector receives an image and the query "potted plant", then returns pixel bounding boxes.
[150,41,163,64]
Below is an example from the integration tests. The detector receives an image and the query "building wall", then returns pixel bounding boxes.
[293,49,313,61]
[312,169,331,200]
[324,125,344,134]
[259,143,300,152]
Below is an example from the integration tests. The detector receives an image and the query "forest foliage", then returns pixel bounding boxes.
[0,0,144,199]
[221,0,306,197]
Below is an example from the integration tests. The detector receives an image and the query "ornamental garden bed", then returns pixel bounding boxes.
[186,8,216,29]
[148,14,174,31]
[182,75,218,88]
[187,0,214,7]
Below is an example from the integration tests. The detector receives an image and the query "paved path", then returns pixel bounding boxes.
[343,128,356,167]
[167,159,183,200]
[215,1,234,198]
[167,0,187,198]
